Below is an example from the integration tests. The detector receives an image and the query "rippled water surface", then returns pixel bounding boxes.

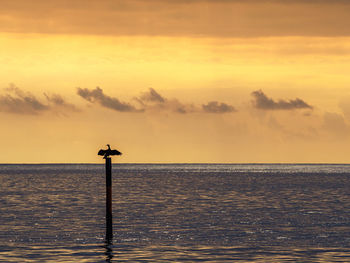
[0,164,350,262]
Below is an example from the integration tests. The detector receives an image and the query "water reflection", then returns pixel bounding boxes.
[104,214,114,262]
[103,239,114,262]
[97,245,350,262]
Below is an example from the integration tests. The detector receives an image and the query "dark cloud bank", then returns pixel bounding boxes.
[251,90,312,110]
[0,85,312,115]
[0,85,77,115]
[1,0,350,37]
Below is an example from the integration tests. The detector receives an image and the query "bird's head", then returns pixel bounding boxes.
[106,144,110,149]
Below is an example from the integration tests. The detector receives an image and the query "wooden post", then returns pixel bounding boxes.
[106,157,113,241]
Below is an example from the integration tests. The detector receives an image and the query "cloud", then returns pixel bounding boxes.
[0,86,49,115]
[202,101,237,113]
[0,85,78,115]
[134,88,195,113]
[139,88,165,103]
[44,93,79,112]
[137,88,236,114]
[166,99,196,114]
[1,0,350,37]
[77,87,142,112]
[251,90,312,110]
[79,87,236,114]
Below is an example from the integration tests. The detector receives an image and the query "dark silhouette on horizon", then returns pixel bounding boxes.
[98,144,122,159]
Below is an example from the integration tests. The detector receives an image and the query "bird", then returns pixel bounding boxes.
[98,144,122,159]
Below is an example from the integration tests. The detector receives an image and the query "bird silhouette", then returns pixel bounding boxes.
[98,144,122,159]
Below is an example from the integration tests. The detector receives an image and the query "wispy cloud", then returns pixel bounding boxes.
[44,93,79,112]
[0,85,79,115]
[0,86,49,115]
[135,88,196,114]
[251,90,312,110]
[138,88,165,104]
[78,87,237,114]
[77,87,142,112]
[137,88,236,114]
[202,101,237,113]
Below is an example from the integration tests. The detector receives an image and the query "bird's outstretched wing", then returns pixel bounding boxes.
[111,149,122,156]
[98,149,106,156]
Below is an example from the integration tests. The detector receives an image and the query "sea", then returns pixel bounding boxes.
[0,163,350,262]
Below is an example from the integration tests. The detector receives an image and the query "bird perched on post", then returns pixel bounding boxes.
[98,144,122,159]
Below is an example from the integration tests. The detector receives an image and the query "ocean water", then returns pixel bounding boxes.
[0,163,350,262]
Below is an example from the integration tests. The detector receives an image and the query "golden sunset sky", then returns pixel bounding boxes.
[1,0,350,163]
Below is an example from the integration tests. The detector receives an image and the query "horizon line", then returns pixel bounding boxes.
[1,162,350,165]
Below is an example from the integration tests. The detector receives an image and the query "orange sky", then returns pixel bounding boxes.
[1,0,350,163]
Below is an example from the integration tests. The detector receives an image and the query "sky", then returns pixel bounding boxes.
[1,0,350,163]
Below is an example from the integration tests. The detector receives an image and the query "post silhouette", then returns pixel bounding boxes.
[106,157,113,241]
[98,144,122,244]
